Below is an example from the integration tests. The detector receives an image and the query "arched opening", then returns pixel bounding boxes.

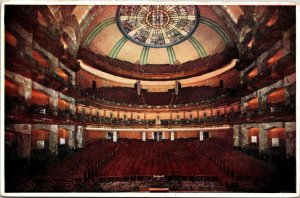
[247,97,258,116]
[266,49,287,68]
[31,89,50,114]
[266,9,278,27]
[5,79,19,97]
[56,67,69,82]
[267,88,285,113]
[32,50,50,69]
[58,98,70,117]
[5,79,24,111]
[247,67,258,80]
[267,127,286,152]
[31,129,49,151]
[247,97,258,110]
[248,127,259,150]
[5,31,17,47]
[58,128,68,146]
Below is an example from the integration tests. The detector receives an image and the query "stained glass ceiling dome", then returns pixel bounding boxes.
[82,5,233,65]
[116,5,200,48]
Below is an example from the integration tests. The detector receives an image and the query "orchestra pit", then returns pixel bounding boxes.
[3,4,296,194]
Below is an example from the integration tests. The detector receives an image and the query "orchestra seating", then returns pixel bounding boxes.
[190,138,279,191]
[29,140,120,191]
[100,139,221,181]
[7,137,282,192]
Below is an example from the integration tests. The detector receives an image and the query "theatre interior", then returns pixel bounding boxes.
[3,5,296,193]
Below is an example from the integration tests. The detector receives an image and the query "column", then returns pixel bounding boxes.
[13,124,31,159]
[284,87,290,105]
[199,131,203,141]
[113,131,118,142]
[285,122,296,158]
[241,126,248,148]
[70,72,75,86]
[49,125,58,155]
[49,91,58,116]
[241,101,247,114]
[170,131,175,141]
[69,98,76,115]
[284,74,296,106]
[233,125,240,147]
[175,81,179,95]
[258,94,268,114]
[23,78,32,106]
[256,51,268,74]
[151,132,154,140]
[162,132,166,139]
[68,126,75,148]
[142,131,146,141]
[76,126,83,148]
[286,131,296,158]
[259,126,268,152]
[68,130,75,148]
[137,80,141,95]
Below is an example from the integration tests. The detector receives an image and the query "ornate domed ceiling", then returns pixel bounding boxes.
[81,5,235,65]
[116,5,200,48]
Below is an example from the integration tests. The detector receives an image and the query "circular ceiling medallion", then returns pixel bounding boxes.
[116,5,200,48]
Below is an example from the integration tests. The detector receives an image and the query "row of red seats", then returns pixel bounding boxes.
[100,139,221,180]
[141,90,174,106]
[42,140,120,182]
[81,85,226,106]
[191,138,278,183]
[174,86,225,104]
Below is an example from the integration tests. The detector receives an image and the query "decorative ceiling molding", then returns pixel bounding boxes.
[200,16,231,44]
[188,36,207,58]
[140,47,150,65]
[83,17,115,45]
[108,37,128,58]
[166,47,176,64]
